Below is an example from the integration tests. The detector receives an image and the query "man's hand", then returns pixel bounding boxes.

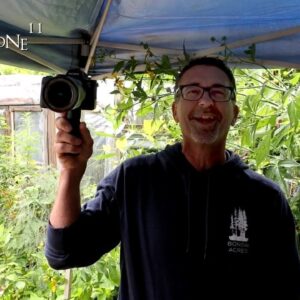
[54,113,93,177]
[49,112,94,228]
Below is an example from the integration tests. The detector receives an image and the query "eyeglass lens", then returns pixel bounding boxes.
[181,85,231,102]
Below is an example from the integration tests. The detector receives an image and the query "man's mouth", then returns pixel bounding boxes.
[192,114,219,124]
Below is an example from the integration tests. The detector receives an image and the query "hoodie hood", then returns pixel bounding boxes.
[159,142,249,174]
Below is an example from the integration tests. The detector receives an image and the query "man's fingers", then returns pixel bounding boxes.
[55,129,82,144]
[79,122,93,144]
[54,117,93,159]
[56,116,72,132]
[54,142,82,155]
[79,122,94,157]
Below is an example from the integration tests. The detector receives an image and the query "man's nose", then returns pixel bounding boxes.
[196,90,214,106]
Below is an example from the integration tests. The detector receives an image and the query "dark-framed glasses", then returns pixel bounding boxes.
[176,84,234,102]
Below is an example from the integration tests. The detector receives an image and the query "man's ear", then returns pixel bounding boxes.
[231,104,239,126]
[172,101,179,123]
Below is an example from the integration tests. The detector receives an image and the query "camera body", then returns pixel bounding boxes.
[40,69,98,113]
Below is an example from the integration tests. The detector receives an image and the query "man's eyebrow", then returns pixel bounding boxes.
[179,82,198,86]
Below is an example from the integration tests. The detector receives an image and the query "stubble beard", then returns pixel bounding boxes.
[190,124,220,145]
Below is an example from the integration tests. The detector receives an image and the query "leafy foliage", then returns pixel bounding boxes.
[0,114,119,299]
[0,114,64,299]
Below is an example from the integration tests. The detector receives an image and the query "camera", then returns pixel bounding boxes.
[40,69,98,113]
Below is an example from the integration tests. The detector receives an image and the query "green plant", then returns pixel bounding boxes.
[0,112,121,299]
[70,248,120,300]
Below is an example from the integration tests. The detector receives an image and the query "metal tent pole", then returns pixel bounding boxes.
[84,0,113,74]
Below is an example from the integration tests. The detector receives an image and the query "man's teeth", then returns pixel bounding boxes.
[200,115,215,120]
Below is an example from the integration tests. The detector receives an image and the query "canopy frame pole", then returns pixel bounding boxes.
[8,44,66,73]
[84,0,113,74]
[25,36,182,56]
[192,25,300,58]
[15,25,300,75]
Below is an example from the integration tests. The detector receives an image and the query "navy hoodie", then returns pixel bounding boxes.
[46,143,300,299]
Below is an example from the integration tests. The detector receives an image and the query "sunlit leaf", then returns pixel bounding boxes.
[94,153,116,160]
[255,132,271,167]
[289,72,300,85]
[116,137,127,152]
[288,101,299,129]
[278,160,300,168]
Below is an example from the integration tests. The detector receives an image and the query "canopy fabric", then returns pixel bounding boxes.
[0,0,300,77]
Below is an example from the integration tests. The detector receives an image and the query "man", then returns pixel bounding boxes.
[45,57,300,299]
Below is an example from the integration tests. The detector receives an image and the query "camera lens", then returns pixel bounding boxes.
[43,77,85,112]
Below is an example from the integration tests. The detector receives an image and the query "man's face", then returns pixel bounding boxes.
[172,65,239,147]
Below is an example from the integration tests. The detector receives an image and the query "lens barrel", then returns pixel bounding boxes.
[42,76,86,112]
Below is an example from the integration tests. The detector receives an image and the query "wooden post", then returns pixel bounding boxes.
[43,109,57,167]
[64,269,72,300]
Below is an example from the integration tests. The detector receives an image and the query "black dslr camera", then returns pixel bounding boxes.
[40,69,97,112]
[40,69,98,136]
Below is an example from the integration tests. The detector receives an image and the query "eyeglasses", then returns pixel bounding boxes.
[176,84,235,102]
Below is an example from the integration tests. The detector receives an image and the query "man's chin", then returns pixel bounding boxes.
[190,132,218,145]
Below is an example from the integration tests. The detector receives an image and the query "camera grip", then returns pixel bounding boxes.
[67,108,81,137]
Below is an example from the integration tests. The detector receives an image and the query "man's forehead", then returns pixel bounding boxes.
[179,64,231,85]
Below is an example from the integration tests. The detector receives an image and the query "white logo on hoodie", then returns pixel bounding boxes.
[227,208,249,254]
[229,208,248,242]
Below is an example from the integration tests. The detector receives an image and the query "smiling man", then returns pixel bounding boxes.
[172,58,239,170]
[45,57,300,300]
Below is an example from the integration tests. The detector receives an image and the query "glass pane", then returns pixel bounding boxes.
[14,111,44,163]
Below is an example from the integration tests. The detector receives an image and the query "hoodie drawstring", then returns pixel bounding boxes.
[185,172,191,253]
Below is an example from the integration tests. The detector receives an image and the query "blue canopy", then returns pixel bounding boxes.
[0,0,300,77]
